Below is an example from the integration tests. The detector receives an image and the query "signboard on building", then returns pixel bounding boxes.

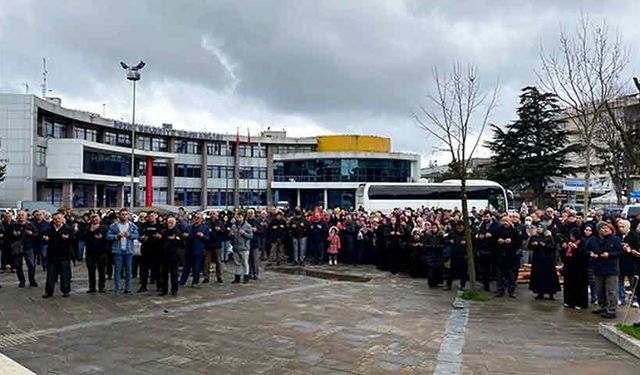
[563,177,610,193]
[630,192,640,199]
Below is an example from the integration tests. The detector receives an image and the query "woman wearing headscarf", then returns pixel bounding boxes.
[582,223,598,305]
[561,228,589,309]
[528,222,561,300]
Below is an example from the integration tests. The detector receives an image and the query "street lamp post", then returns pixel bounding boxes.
[120,61,145,211]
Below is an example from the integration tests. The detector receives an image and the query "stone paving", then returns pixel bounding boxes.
[0,263,638,374]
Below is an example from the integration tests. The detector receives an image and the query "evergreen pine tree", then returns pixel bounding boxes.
[486,86,578,205]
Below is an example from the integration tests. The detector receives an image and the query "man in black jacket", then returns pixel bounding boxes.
[42,212,72,298]
[204,210,224,283]
[160,216,182,296]
[587,221,623,319]
[475,212,499,292]
[268,211,287,265]
[138,212,164,293]
[8,211,39,288]
[494,215,521,298]
[84,214,108,293]
[289,208,308,265]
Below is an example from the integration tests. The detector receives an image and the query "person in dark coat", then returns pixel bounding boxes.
[308,212,328,265]
[179,213,209,287]
[617,220,639,307]
[84,214,109,293]
[586,221,624,319]
[409,228,426,278]
[445,221,468,290]
[528,223,561,300]
[424,223,445,288]
[384,215,403,275]
[341,215,357,265]
[42,212,73,298]
[160,216,182,296]
[8,211,39,288]
[138,212,164,293]
[561,228,589,309]
[204,211,224,283]
[494,215,521,298]
[475,212,499,292]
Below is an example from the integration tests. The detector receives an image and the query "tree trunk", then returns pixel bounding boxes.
[536,186,545,208]
[460,175,477,292]
[583,144,591,212]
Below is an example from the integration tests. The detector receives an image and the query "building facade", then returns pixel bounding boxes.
[0,94,420,210]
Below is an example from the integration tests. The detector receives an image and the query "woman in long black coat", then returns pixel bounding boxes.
[384,215,403,274]
[528,224,561,300]
[445,221,468,290]
[561,228,589,309]
[424,223,445,288]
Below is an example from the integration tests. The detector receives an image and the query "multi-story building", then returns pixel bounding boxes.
[0,94,420,210]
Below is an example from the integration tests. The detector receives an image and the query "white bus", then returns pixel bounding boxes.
[355,180,512,213]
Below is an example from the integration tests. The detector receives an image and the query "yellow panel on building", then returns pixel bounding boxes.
[316,135,390,153]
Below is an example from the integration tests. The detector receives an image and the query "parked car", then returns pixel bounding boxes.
[622,204,640,219]
[605,206,623,217]
[562,203,585,213]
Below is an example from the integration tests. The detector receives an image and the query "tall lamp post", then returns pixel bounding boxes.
[120,60,145,211]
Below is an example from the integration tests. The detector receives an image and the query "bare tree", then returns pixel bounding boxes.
[414,63,498,293]
[538,15,628,212]
[593,112,634,205]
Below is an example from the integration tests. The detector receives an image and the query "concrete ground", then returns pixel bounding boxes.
[0,263,638,374]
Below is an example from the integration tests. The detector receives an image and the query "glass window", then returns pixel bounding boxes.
[74,127,97,142]
[174,188,202,206]
[207,142,230,156]
[176,140,202,154]
[36,146,46,166]
[104,132,132,147]
[174,164,201,178]
[83,151,131,176]
[45,122,66,138]
[239,167,253,179]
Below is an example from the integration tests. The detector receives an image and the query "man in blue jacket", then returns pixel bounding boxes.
[106,208,139,296]
[587,221,623,319]
[179,212,209,287]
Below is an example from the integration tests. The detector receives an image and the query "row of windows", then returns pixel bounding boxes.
[40,120,315,156]
[173,189,267,207]
[274,158,412,183]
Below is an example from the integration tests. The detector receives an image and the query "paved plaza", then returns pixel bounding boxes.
[0,264,638,374]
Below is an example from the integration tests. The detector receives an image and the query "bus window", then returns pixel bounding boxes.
[487,189,506,211]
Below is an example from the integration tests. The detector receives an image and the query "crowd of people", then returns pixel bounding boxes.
[0,204,639,323]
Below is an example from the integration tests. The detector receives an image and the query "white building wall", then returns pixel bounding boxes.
[0,94,36,206]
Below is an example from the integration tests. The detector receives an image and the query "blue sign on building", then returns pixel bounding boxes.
[630,192,640,199]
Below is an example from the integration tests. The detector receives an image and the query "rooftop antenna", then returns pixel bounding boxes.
[23,82,29,94]
[41,57,48,98]
[102,103,106,117]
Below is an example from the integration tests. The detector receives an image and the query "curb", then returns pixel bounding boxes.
[0,353,35,374]
[598,323,640,359]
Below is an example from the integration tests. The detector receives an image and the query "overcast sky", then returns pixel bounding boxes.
[1,1,639,164]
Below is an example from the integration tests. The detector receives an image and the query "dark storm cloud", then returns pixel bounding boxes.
[1,0,639,161]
